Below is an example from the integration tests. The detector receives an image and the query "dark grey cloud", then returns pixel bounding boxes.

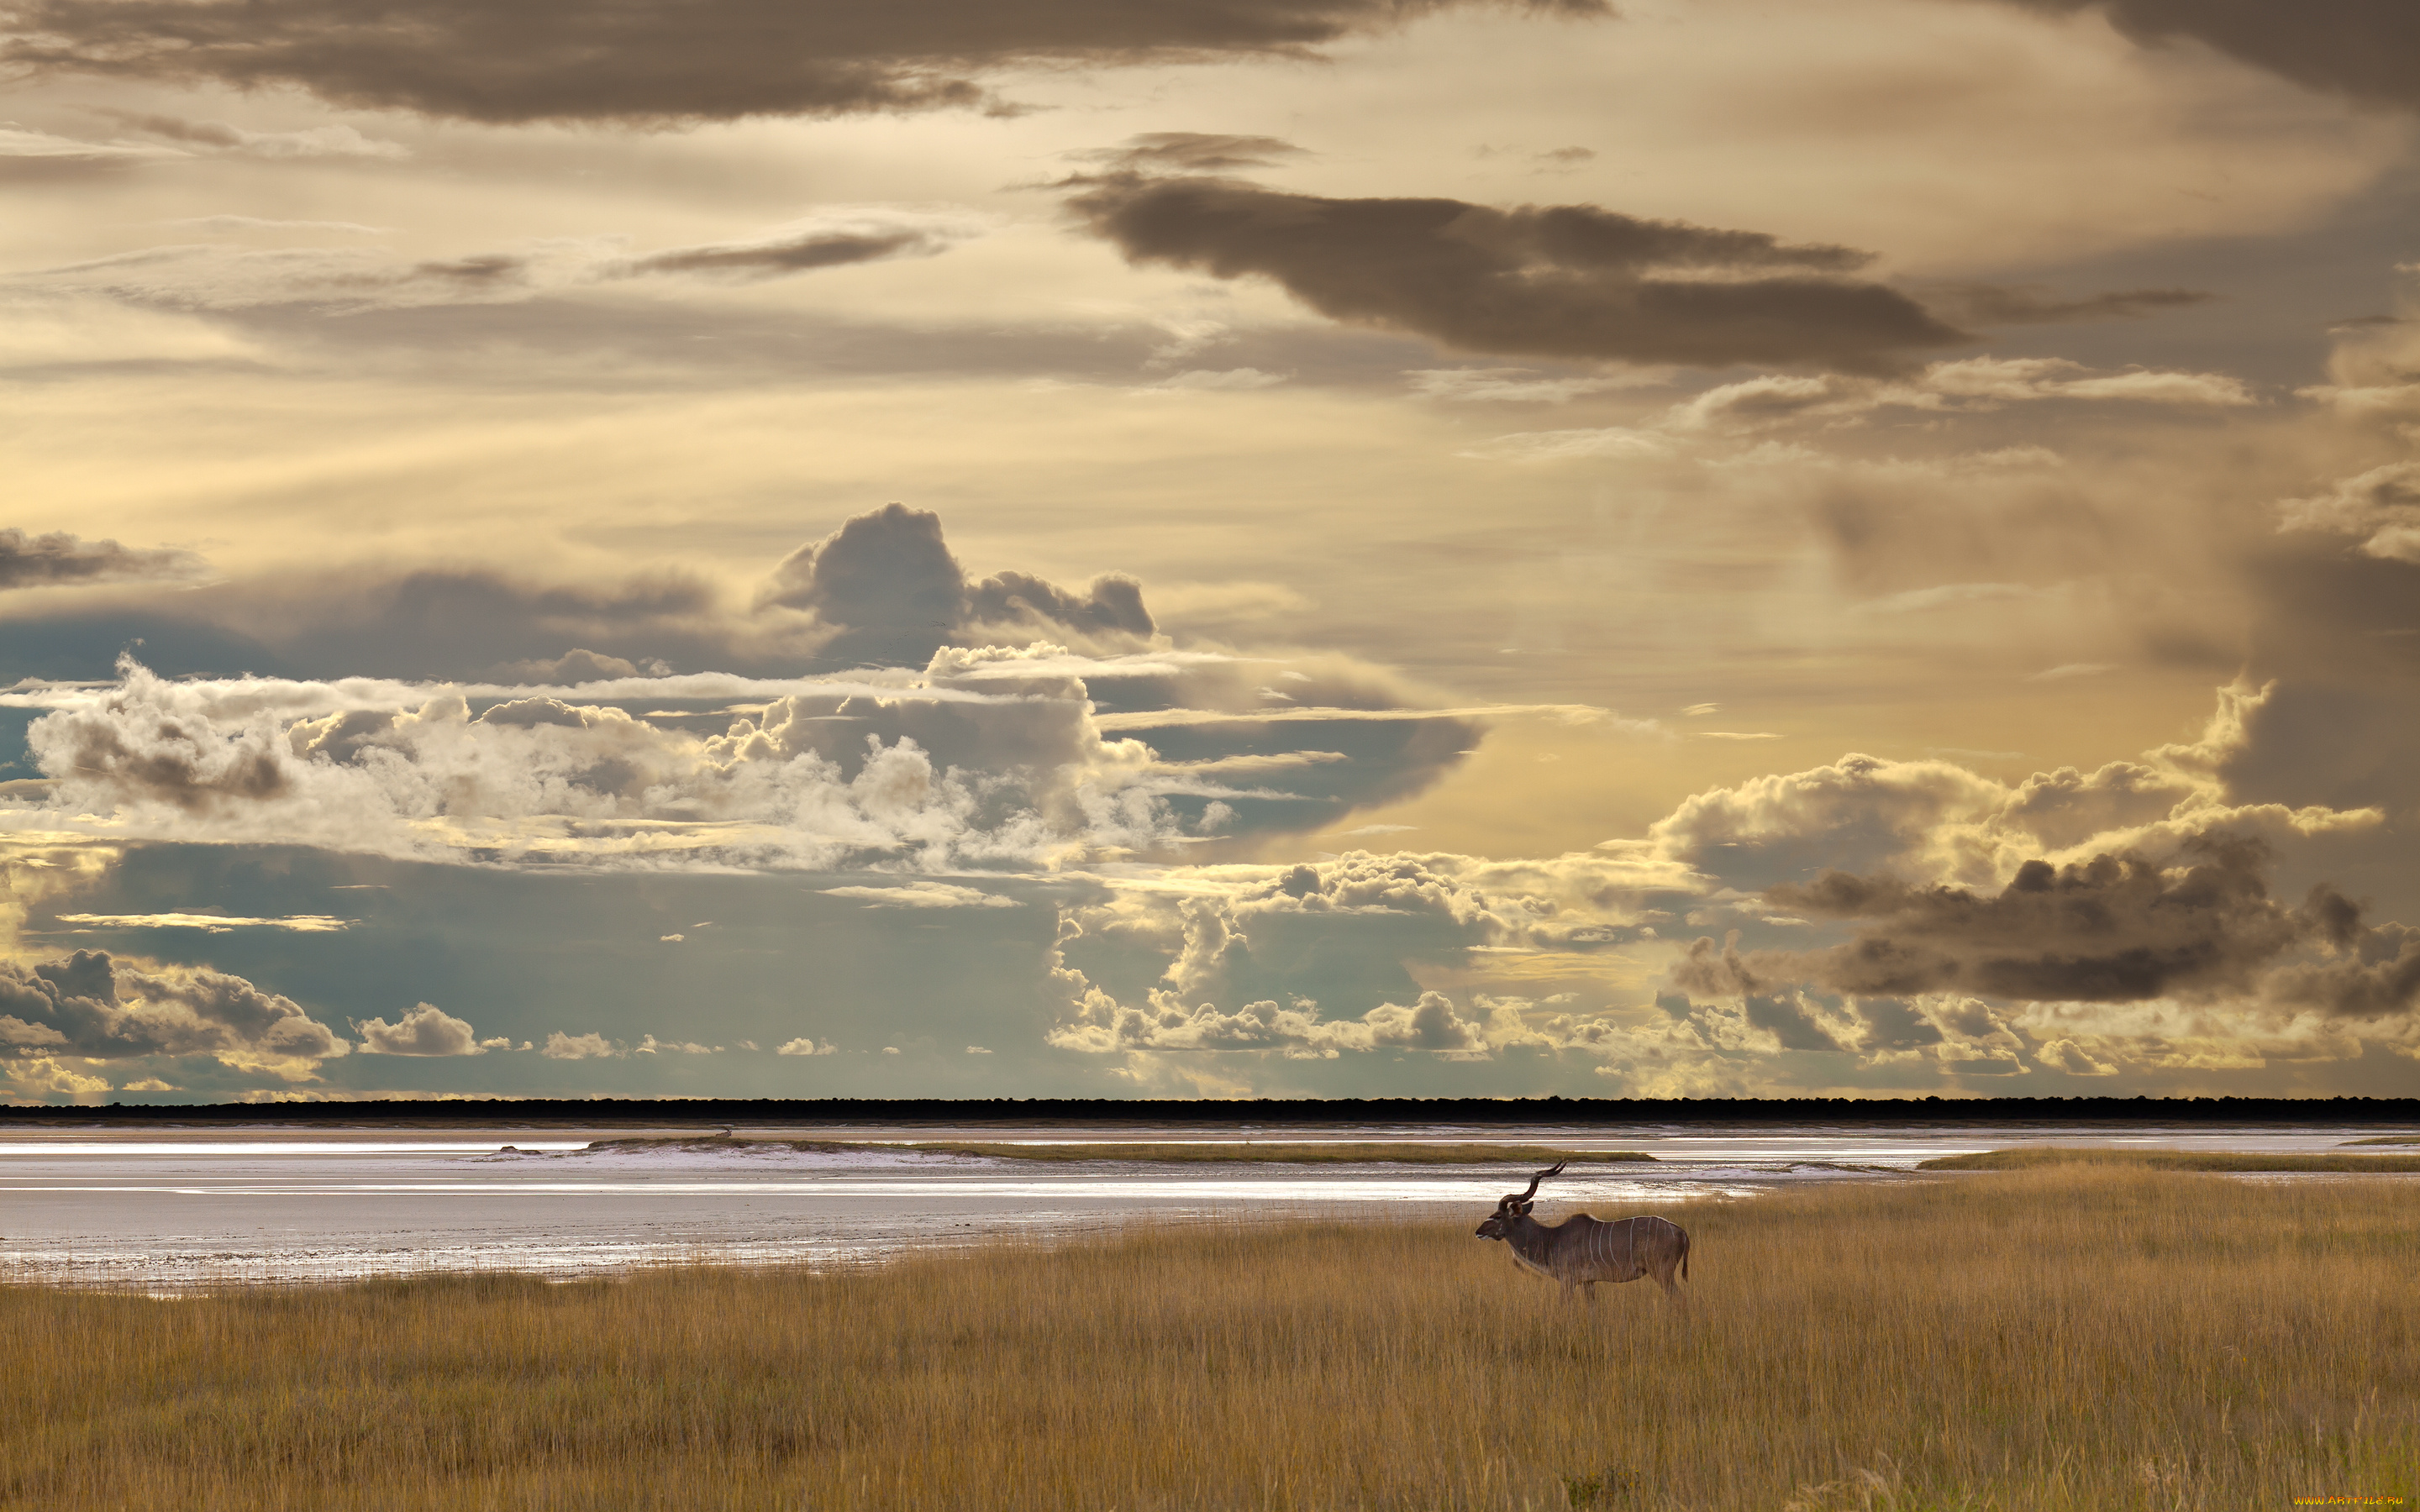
[759,501,1156,666]
[1763,843,2313,1001]
[1,564,728,685]
[0,0,1607,123]
[0,528,205,591]
[2266,924,2420,1020]
[1076,132,1311,173]
[1997,1,2420,112]
[1682,839,2386,1008]
[229,566,726,679]
[3,507,1155,685]
[38,685,293,812]
[1927,283,2217,326]
[1062,175,1969,370]
[0,948,346,1063]
[622,228,942,281]
[1742,992,1849,1052]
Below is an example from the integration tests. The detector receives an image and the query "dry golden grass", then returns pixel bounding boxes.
[580,1137,1652,1165]
[1919,1147,2420,1173]
[5,1168,2416,1510]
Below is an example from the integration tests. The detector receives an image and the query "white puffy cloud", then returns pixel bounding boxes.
[776,1037,838,1055]
[354,1003,509,1055]
[1638,688,2380,897]
[539,1031,620,1059]
[1049,988,1497,1059]
[0,657,1181,870]
[0,631,1508,872]
[635,1035,717,1053]
[1043,848,1672,1063]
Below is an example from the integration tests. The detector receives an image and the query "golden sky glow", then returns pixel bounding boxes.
[2,0,2416,1102]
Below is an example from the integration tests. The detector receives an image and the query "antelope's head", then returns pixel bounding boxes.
[1473,1161,1565,1240]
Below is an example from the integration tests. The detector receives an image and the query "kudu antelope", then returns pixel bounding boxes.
[1473,1162,1690,1305]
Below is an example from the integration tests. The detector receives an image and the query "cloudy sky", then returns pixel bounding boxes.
[2,0,2416,1104]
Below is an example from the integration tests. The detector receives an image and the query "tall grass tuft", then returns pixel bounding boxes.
[4,1168,2416,1509]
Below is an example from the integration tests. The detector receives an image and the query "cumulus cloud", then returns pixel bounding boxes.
[1636,705,2420,1063]
[1044,848,1678,1062]
[8,671,1439,876]
[1062,174,1966,371]
[0,0,1605,123]
[3,507,1475,868]
[1050,987,1496,1058]
[1729,839,2330,1004]
[0,528,207,590]
[0,948,345,1075]
[354,1002,509,1054]
[2265,924,2420,1021]
[490,648,663,685]
[539,1030,620,1059]
[1639,703,2381,896]
[756,501,1155,667]
[636,1034,717,1053]
[776,1037,838,1055]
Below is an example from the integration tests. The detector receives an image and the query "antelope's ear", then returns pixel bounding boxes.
[1514,1200,1533,1215]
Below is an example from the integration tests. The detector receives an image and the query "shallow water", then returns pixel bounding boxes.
[0,1121,2404,1289]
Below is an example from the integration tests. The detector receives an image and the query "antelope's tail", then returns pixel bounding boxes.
[1680,1226,1691,1283]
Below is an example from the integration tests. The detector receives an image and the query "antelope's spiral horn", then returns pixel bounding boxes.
[1514,1160,1566,1205]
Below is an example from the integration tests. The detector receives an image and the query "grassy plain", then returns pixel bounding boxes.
[5,1168,2415,1510]
[580,1137,1653,1164]
[1918,1147,2420,1173]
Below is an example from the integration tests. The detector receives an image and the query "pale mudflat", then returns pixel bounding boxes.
[0,1121,2403,1289]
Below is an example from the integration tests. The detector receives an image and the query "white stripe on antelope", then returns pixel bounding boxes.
[1471,1161,1690,1306]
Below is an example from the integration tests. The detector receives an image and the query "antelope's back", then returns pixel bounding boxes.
[1548,1212,1642,1281]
